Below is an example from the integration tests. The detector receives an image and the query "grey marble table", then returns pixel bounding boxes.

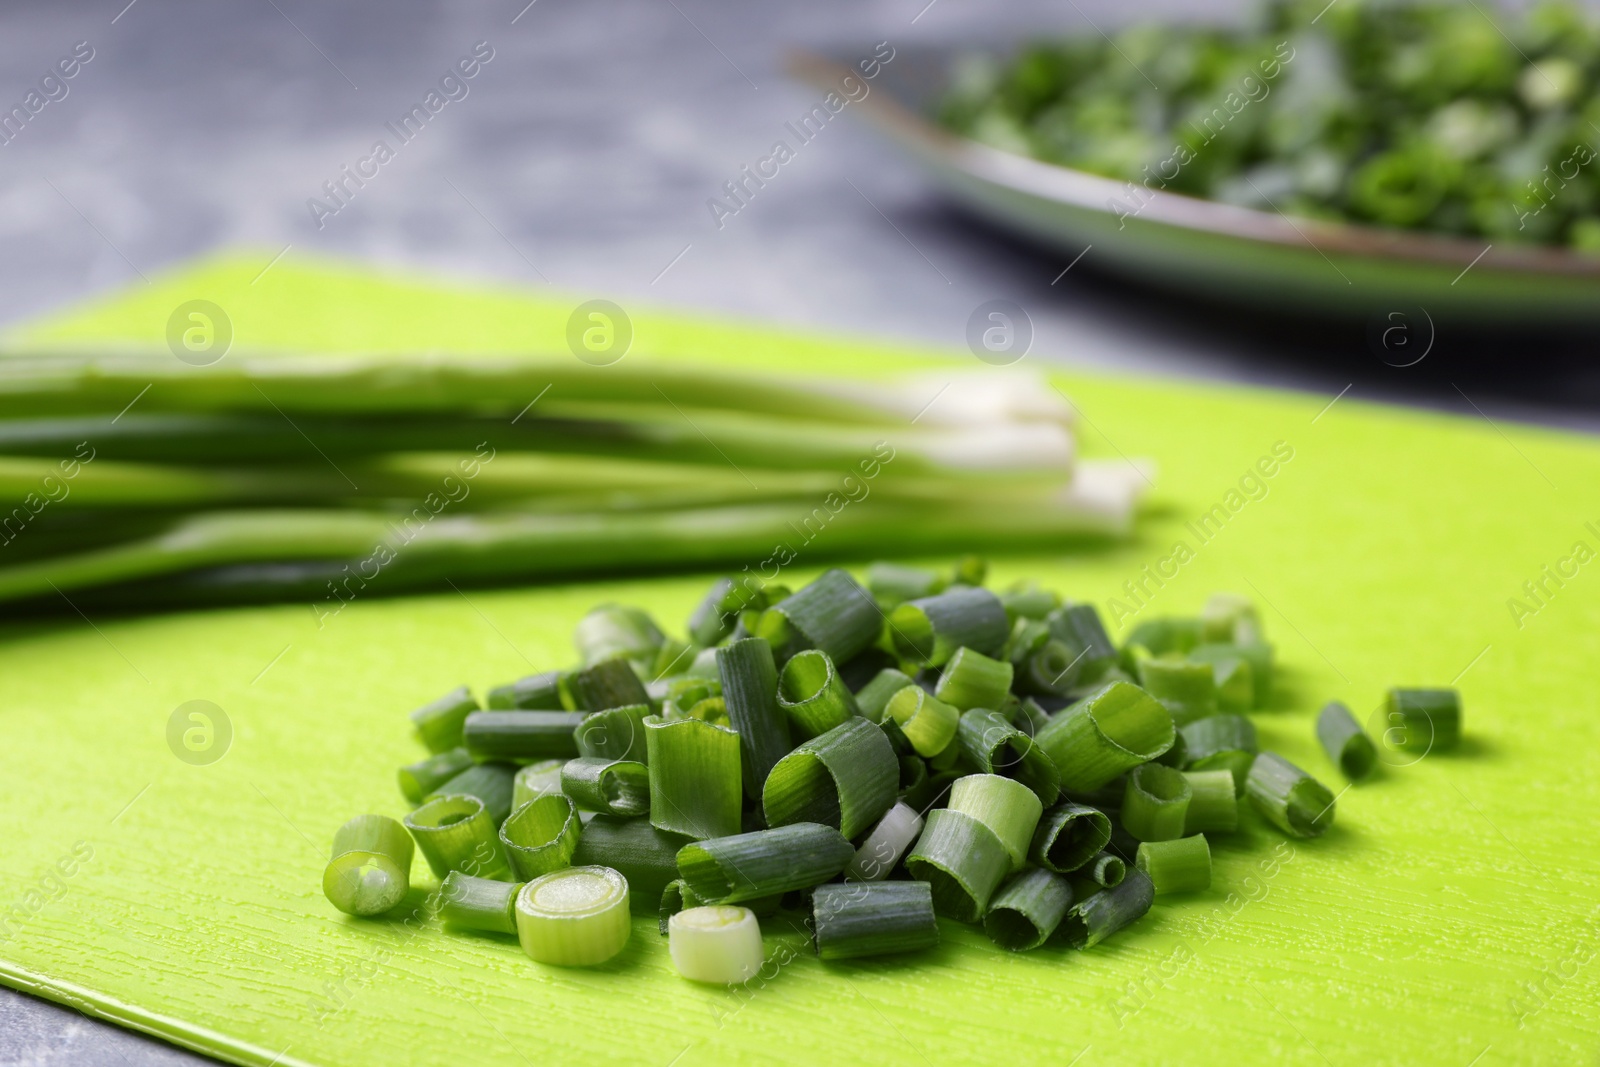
[1,0,1596,1063]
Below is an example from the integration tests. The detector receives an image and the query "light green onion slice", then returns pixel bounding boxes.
[676,822,853,904]
[571,815,690,917]
[846,800,924,881]
[1181,714,1259,794]
[813,881,939,960]
[867,561,947,608]
[1189,641,1274,707]
[776,649,861,738]
[398,747,474,806]
[463,711,586,762]
[904,807,1010,922]
[884,686,960,758]
[439,871,522,934]
[644,714,742,840]
[323,814,414,917]
[1060,868,1154,950]
[560,757,651,817]
[1317,700,1378,779]
[888,586,1010,667]
[1087,850,1126,888]
[1153,725,1189,769]
[426,762,517,825]
[570,656,651,712]
[999,580,1059,621]
[403,794,514,881]
[1136,835,1211,895]
[855,668,915,722]
[934,647,1015,711]
[1029,801,1113,874]
[1137,657,1218,726]
[682,696,732,727]
[487,670,565,710]
[498,793,582,879]
[511,759,566,810]
[409,686,479,754]
[984,868,1073,951]
[669,905,765,983]
[1182,769,1239,834]
[1246,752,1336,838]
[1034,681,1174,793]
[762,717,898,839]
[1385,687,1462,752]
[949,773,1044,871]
[1122,763,1192,842]
[956,707,1060,806]
[574,703,651,763]
[515,865,631,966]
[757,568,881,665]
[574,604,664,670]
[716,637,793,798]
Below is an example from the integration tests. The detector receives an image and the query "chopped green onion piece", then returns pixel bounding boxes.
[999,581,1060,621]
[855,668,915,722]
[1201,593,1260,644]
[571,815,690,917]
[897,753,933,807]
[1124,618,1204,659]
[1385,687,1462,752]
[1182,769,1239,834]
[323,814,414,917]
[643,715,742,840]
[1029,801,1113,873]
[1086,850,1126,888]
[956,708,1060,806]
[950,773,1044,871]
[716,637,793,798]
[1190,641,1274,707]
[676,822,853,904]
[688,646,721,680]
[1246,752,1336,838]
[463,711,586,762]
[762,717,898,839]
[409,686,479,754]
[1020,639,1084,697]
[427,761,517,825]
[984,868,1073,951]
[499,793,582,879]
[1136,835,1211,895]
[1181,714,1259,793]
[1060,868,1154,949]
[669,905,765,983]
[487,671,564,710]
[776,649,861,739]
[1013,696,1053,738]
[404,794,514,881]
[758,568,881,665]
[571,656,651,712]
[867,561,947,608]
[1121,763,1192,842]
[439,871,522,934]
[885,686,960,758]
[512,759,566,810]
[934,647,1015,711]
[573,703,651,763]
[813,881,939,959]
[846,800,924,881]
[575,604,664,670]
[1047,604,1118,681]
[889,586,1010,667]
[927,737,964,772]
[1137,657,1217,726]
[688,576,755,647]
[904,807,1010,922]
[1153,726,1189,768]
[560,757,651,817]
[1034,681,1175,793]
[1317,700,1378,779]
[1002,616,1050,665]
[1212,658,1254,713]
[515,865,631,966]
[681,696,731,727]
[398,747,474,806]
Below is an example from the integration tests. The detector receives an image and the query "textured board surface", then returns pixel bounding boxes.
[2,256,1598,1067]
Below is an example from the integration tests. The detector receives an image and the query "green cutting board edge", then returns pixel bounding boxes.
[2,254,1596,1067]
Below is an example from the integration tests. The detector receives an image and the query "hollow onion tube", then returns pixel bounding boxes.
[1086,850,1125,888]
[1385,687,1461,752]
[499,793,582,879]
[888,587,1010,667]
[776,649,860,738]
[1046,604,1117,681]
[512,759,566,810]
[904,808,1010,922]
[515,865,631,966]
[1029,802,1113,874]
[571,656,652,712]
[1181,714,1258,793]
[884,686,959,758]
[403,795,514,881]
[1034,681,1174,793]
[675,822,853,904]
[1136,835,1211,895]
[463,711,586,762]
[812,881,939,960]
[644,715,742,840]
[1246,752,1336,838]
[669,905,765,983]
[439,871,521,934]
[398,747,474,806]
[1020,639,1083,698]
[323,815,414,917]
[487,671,565,710]
[956,708,1060,807]
[1182,769,1239,834]
[1060,868,1154,949]
[571,815,690,917]
[716,637,792,799]
[574,604,664,670]
[757,568,881,665]
[574,703,651,763]
[762,717,898,839]
[427,762,517,825]
[949,774,1043,872]
[410,686,479,754]
[1121,764,1192,842]
[934,647,1015,711]
[560,757,651,817]
[983,868,1073,951]
[846,801,924,881]
[1317,701,1377,779]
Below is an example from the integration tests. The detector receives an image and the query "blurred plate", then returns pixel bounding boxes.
[792,47,1600,324]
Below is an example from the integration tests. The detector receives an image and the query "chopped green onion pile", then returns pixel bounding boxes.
[324,560,1466,981]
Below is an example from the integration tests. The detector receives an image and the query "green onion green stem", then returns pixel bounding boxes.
[983,868,1073,951]
[1182,769,1239,834]
[758,568,882,665]
[676,822,854,904]
[888,587,1010,667]
[1317,701,1378,779]
[854,668,915,722]
[323,814,414,917]
[1029,801,1113,873]
[934,647,1015,711]
[439,871,522,934]
[487,671,565,710]
[644,715,743,840]
[1059,868,1154,949]
[398,748,474,806]
[571,814,691,917]
[1385,687,1462,752]
[904,807,1010,922]
[776,649,860,739]
[1121,763,1192,842]
[716,637,793,798]
[762,717,898,839]
[463,711,586,762]
[1181,714,1259,793]
[560,757,651,817]
[1034,681,1174,793]
[498,793,582,879]
[1136,835,1211,895]
[949,773,1045,872]
[428,761,518,825]
[403,794,514,881]
[1246,752,1337,838]
[410,687,478,754]
[574,703,651,763]
[512,759,566,810]
[812,881,940,959]
[956,707,1061,806]
[885,686,960,758]
[571,656,652,712]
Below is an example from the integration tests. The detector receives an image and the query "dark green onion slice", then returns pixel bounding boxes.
[762,717,898,839]
[427,761,518,825]
[1246,752,1336,838]
[323,814,414,917]
[560,757,651,817]
[439,870,521,934]
[409,686,479,754]
[398,747,474,806]
[1013,696,1053,738]
[854,668,915,722]
[884,686,960,758]
[463,711,585,762]
[1182,769,1239,833]
[776,649,860,739]
[574,604,664,670]
[934,647,1015,711]
[515,865,631,966]
[1086,850,1126,888]
[512,759,566,810]
[1034,681,1174,793]
[813,881,939,960]
[1059,868,1154,949]
[487,671,564,710]
[1020,639,1083,697]
[758,568,881,665]
[888,586,1010,667]
[999,581,1059,621]
[1121,764,1192,842]
[1046,604,1118,681]
[404,794,514,881]
[643,715,742,840]
[904,807,1010,922]
[1181,714,1259,794]
[499,793,582,879]
[716,637,793,798]
[950,773,1044,871]
[1029,801,1113,873]
[1385,687,1462,752]
[956,708,1060,806]
[845,800,923,881]
[570,656,651,712]
[1136,835,1211,895]
[571,815,690,917]
[983,868,1073,951]
[688,576,750,647]
[1317,700,1378,779]
[1189,641,1273,707]
[676,822,853,904]
[1002,617,1050,666]
[867,561,947,608]
[573,703,650,763]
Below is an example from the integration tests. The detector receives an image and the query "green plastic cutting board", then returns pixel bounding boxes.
[2,254,1597,1067]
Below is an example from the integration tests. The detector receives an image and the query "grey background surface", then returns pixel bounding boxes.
[0,0,1593,1064]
